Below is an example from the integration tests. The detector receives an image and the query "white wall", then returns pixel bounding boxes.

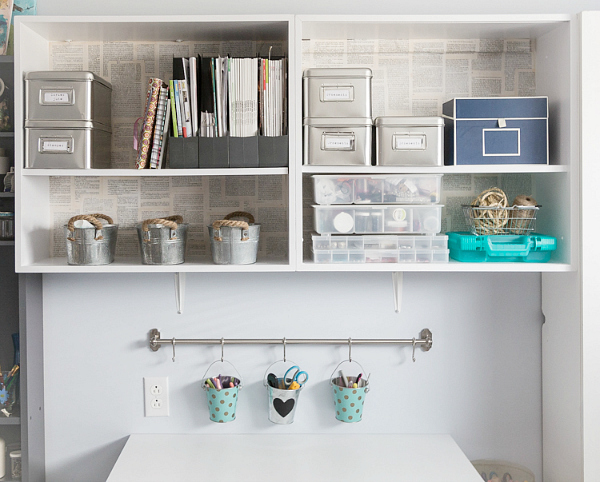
[34,1,600,482]
[43,271,543,481]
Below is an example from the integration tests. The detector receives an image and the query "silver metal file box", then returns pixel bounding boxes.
[304,117,372,166]
[25,120,112,169]
[375,116,444,166]
[25,71,112,128]
[303,68,372,118]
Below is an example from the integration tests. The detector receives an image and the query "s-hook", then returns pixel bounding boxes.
[412,338,416,363]
[348,337,352,362]
[221,338,224,362]
[283,337,287,362]
[172,337,176,362]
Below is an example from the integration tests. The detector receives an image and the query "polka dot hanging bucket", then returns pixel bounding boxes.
[263,360,309,425]
[201,359,242,423]
[330,359,369,423]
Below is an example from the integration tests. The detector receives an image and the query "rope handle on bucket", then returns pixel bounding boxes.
[212,211,255,242]
[67,214,113,241]
[329,359,370,392]
[224,211,255,224]
[141,215,183,240]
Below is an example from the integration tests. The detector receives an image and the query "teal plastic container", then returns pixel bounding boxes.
[447,232,556,262]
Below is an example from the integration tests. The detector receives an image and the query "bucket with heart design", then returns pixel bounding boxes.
[330,359,369,423]
[263,360,307,424]
[202,359,243,423]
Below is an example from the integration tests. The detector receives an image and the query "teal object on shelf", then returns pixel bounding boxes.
[447,232,557,262]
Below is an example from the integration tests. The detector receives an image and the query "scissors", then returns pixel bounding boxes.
[283,365,309,390]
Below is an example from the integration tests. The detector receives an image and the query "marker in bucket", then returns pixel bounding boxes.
[339,370,349,388]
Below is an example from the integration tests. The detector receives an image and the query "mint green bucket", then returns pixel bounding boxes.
[330,360,369,423]
[202,359,243,424]
[205,384,240,423]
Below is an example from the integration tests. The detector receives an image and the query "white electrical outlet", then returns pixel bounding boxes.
[144,377,169,417]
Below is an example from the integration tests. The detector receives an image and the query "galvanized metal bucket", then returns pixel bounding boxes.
[136,215,188,265]
[202,359,243,424]
[65,213,118,265]
[208,211,260,265]
[264,360,306,425]
[330,360,369,423]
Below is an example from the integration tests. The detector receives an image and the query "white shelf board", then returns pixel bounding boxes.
[22,168,288,177]
[299,260,572,272]
[17,256,292,273]
[299,14,571,40]
[17,15,291,43]
[301,165,568,175]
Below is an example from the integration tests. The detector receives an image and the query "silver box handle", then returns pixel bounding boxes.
[321,132,356,151]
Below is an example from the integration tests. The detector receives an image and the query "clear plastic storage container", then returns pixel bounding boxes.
[311,234,449,264]
[312,174,443,205]
[313,205,443,234]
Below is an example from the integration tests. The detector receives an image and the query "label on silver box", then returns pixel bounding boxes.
[393,134,426,151]
[322,133,355,151]
[321,85,354,102]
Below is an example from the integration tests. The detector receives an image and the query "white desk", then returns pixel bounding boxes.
[106,433,482,482]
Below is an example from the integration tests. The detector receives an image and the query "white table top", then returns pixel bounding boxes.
[106,433,482,482]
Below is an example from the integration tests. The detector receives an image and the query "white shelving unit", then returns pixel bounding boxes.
[294,15,578,273]
[14,15,296,273]
[14,14,578,274]
[11,12,594,482]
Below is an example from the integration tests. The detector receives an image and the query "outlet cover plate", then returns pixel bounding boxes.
[144,377,169,417]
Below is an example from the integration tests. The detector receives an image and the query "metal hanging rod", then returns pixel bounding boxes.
[149,328,433,352]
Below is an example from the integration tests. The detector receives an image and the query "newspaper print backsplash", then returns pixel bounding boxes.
[50,175,289,260]
[48,38,536,259]
[302,38,535,116]
[48,40,288,260]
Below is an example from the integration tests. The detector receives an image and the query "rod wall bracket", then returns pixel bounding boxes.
[174,272,186,314]
[392,272,403,313]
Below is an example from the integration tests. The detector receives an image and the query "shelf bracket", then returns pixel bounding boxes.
[174,273,186,314]
[392,272,403,313]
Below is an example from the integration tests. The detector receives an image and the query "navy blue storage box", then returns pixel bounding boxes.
[442,97,548,165]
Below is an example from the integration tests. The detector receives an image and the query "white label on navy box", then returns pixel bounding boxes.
[482,128,521,156]
[39,137,73,153]
[40,89,74,105]
[321,85,354,102]
[393,134,426,150]
[322,133,355,151]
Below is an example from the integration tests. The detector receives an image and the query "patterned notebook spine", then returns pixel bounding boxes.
[150,84,168,168]
[136,77,163,169]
